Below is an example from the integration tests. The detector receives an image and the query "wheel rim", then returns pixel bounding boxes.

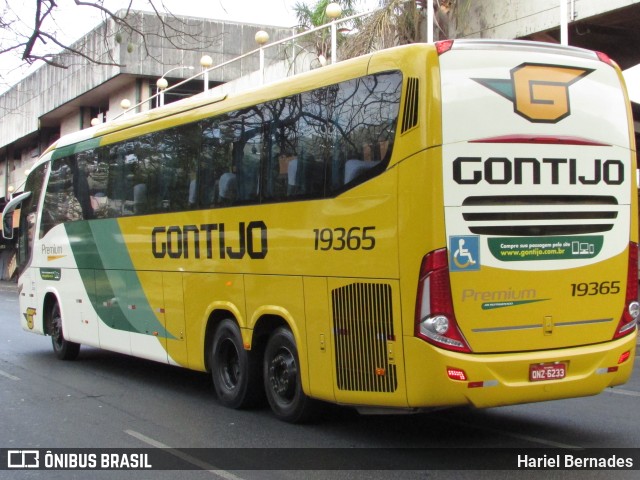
[268,347,297,404]
[218,338,241,391]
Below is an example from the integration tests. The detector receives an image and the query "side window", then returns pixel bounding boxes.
[262,96,302,202]
[328,72,402,194]
[40,157,91,237]
[17,163,46,269]
[139,125,198,214]
[31,70,403,227]
[295,88,329,198]
[200,108,265,208]
[200,116,231,208]
[263,90,328,201]
[228,108,263,205]
[263,71,402,201]
[104,143,134,217]
[93,123,199,216]
[75,150,98,220]
[86,149,110,218]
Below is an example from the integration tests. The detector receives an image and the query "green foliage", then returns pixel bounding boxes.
[293,0,359,29]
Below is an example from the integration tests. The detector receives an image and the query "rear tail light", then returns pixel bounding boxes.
[435,40,454,55]
[613,242,639,339]
[595,51,619,69]
[415,248,472,353]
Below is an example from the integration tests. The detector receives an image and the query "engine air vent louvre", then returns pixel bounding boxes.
[401,77,419,133]
[332,283,397,393]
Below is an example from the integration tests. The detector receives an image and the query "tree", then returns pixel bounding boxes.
[291,0,359,64]
[0,0,220,71]
[342,0,461,58]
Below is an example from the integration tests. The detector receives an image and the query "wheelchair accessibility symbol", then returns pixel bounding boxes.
[449,235,480,272]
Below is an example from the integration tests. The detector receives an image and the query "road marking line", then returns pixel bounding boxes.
[442,418,582,449]
[125,429,244,480]
[608,388,640,397]
[0,369,20,381]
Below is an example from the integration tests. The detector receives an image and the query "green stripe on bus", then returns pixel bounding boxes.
[51,137,102,160]
[65,220,174,339]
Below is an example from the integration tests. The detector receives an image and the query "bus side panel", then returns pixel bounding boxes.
[61,220,175,362]
[397,148,446,338]
[244,275,309,391]
[129,270,168,364]
[164,271,188,367]
[18,267,43,334]
[303,276,336,402]
[182,272,246,372]
[95,269,131,356]
[58,268,99,347]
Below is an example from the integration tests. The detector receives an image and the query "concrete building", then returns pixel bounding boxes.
[0,10,292,200]
[454,0,640,69]
[2,1,640,201]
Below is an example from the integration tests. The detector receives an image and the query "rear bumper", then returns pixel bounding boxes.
[404,331,637,408]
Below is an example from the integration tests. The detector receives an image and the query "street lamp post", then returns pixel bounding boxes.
[156,65,194,107]
[200,55,213,92]
[326,2,342,64]
[255,30,270,84]
[427,0,434,43]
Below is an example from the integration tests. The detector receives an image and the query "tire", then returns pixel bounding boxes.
[210,319,262,409]
[263,326,318,423]
[49,302,80,361]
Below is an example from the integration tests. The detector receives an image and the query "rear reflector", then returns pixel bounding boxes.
[446,367,467,381]
[468,380,499,389]
[596,366,619,374]
[618,351,631,364]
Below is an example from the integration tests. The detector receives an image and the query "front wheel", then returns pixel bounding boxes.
[263,327,318,423]
[49,302,80,361]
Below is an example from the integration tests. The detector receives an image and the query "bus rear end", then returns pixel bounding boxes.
[407,40,638,408]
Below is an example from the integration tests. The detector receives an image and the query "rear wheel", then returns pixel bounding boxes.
[263,326,318,423]
[49,302,80,361]
[210,319,262,408]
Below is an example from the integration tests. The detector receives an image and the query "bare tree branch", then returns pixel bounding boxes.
[22,0,57,62]
[1,0,222,71]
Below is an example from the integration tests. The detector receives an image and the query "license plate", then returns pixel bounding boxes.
[529,362,567,382]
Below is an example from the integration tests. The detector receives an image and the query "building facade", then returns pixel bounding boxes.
[0,10,293,200]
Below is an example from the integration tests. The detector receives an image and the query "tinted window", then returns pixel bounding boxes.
[263,71,402,201]
[42,70,402,225]
[41,157,92,236]
[17,163,46,269]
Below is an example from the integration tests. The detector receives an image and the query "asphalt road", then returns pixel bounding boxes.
[0,281,638,480]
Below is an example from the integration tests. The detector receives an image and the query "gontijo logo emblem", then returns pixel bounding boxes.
[474,63,593,123]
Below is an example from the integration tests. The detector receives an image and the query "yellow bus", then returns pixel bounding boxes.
[3,40,638,422]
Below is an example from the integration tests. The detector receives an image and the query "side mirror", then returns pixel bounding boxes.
[2,191,31,240]
[2,211,13,239]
